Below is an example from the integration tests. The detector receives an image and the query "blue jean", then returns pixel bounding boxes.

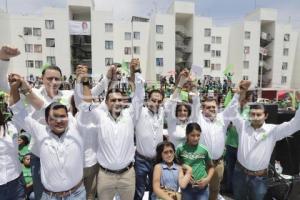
[134,154,155,200]
[31,154,43,200]
[233,165,267,200]
[0,174,26,200]
[225,145,237,193]
[182,184,209,200]
[41,184,86,200]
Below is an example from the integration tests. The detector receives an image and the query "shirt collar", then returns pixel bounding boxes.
[161,162,178,170]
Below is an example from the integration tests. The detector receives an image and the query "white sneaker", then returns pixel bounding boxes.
[217,194,225,200]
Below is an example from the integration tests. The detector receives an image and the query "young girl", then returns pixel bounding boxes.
[176,122,214,200]
[152,141,192,200]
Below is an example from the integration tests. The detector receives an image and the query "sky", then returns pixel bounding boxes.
[1,0,300,29]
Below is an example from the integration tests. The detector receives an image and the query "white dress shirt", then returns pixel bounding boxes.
[135,106,164,158]
[0,122,22,185]
[11,100,84,192]
[77,73,145,170]
[197,97,233,160]
[167,94,200,148]
[227,95,300,171]
[0,60,10,93]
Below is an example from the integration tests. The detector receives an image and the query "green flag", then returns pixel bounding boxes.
[224,89,233,108]
[224,64,234,76]
[180,90,189,102]
[121,60,130,75]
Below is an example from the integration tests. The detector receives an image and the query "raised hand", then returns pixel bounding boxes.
[0,46,20,60]
[8,73,22,90]
[75,64,89,83]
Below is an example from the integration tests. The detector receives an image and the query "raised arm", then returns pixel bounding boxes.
[128,59,145,122]
[9,75,44,140]
[272,92,300,141]
[0,46,20,92]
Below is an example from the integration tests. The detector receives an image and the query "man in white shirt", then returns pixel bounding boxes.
[227,84,300,200]
[76,58,145,200]
[9,75,86,200]
[134,89,164,200]
[196,80,251,200]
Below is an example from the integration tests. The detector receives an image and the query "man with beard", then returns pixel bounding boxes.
[75,58,145,200]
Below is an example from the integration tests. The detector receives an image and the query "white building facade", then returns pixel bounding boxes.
[0,0,299,89]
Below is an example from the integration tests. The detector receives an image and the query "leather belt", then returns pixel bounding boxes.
[44,179,83,198]
[212,157,223,165]
[99,162,134,174]
[136,151,156,163]
[236,161,267,177]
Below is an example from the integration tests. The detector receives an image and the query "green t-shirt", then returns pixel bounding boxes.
[22,165,32,185]
[19,145,29,161]
[176,143,211,181]
[225,126,239,148]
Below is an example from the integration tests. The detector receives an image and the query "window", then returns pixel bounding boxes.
[105,23,113,32]
[156,25,163,34]
[243,61,249,69]
[24,27,32,35]
[211,63,221,71]
[284,34,290,42]
[156,41,163,50]
[45,20,54,29]
[46,38,55,47]
[211,50,215,57]
[204,60,210,68]
[156,58,163,67]
[204,28,211,37]
[125,32,131,40]
[283,48,289,56]
[282,62,288,70]
[204,44,211,52]
[33,28,41,36]
[124,47,131,55]
[281,76,287,84]
[133,46,140,54]
[216,50,221,57]
[35,60,43,69]
[46,56,56,65]
[244,46,250,54]
[26,60,34,68]
[105,58,113,66]
[105,41,113,49]
[245,31,251,40]
[211,36,215,43]
[133,32,140,40]
[34,44,42,53]
[243,75,249,80]
[25,44,33,53]
[216,37,222,44]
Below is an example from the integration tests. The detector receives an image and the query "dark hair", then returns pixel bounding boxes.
[204,96,218,104]
[0,110,7,136]
[155,141,178,164]
[70,95,78,117]
[186,122,202,136]
[249,103,267,114]
[42,66,62,77]
[148,89,164,101]
[19,135,30,145]
[175,103,191,118]
[105,88,123,101]
[45,102,68,121]
[112,63,122,68]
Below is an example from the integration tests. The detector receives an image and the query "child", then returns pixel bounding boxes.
[22,153,34,200]
[152,141,192,200]
[176,122,214,200]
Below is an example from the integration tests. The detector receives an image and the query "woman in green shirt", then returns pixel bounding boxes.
[176,122,215,200]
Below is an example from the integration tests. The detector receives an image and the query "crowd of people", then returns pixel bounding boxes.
[1,44,300,200]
